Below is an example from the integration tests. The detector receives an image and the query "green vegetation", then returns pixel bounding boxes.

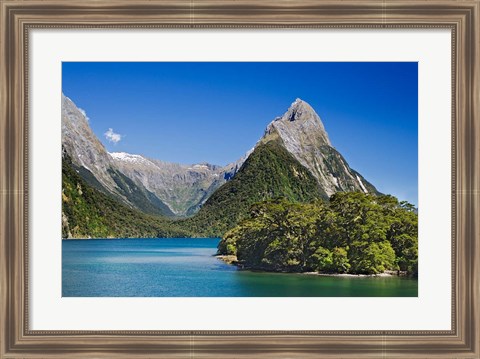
[218,192,418,276]
[177,141,327,237]
[62,154,190,239]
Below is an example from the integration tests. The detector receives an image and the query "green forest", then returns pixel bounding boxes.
[218,193,418,276]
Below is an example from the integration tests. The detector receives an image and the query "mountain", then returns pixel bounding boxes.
[179,99,380,236]
[62,94,245,217]
[110,152,247,217]
[261,98,378,196]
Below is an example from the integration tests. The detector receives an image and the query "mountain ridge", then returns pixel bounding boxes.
[108,148,248,216]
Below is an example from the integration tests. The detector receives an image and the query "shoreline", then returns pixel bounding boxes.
[215,255,407,277]
[216,255,238,265]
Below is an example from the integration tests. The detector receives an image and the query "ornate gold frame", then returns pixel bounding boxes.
[1,1,479,357]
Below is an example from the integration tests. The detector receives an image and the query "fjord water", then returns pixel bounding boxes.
[62,238,417,297]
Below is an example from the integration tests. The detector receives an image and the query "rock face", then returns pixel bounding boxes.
[62,95,118,194]
[261,98,378,196]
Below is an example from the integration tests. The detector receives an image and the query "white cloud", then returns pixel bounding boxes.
[104,128,123,144]
[78,108,89,122]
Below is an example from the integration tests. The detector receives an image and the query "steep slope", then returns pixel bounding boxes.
[179,140,325,237]
[62,152,190,238]
[62,94,117,192]
[262,99,378,196]
[62,94,174,216]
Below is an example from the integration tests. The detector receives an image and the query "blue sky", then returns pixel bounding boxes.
[62,62,418,205]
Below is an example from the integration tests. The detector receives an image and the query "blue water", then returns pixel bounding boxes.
[62,238,418,297]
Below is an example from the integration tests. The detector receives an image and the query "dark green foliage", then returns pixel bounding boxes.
[382,197,418,276]
[62,154,190,239]
[234,199,322,272]
[178,141,327,237]
[218,192,418,275]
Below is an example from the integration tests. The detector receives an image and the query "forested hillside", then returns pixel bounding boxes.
[62,153,191,239]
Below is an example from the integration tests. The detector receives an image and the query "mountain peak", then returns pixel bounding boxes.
[283,98,318,123]
[290,97,308,108]
[265,98,331,147]
[259,99,378,197]
[291,97,306,106]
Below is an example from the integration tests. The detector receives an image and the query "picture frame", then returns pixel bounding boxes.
[1,0,478,357]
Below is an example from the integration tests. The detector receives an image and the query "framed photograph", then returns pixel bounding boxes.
[1,0,479,358]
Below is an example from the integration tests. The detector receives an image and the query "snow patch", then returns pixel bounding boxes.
[330,175,339,187]
[356,174,368,193]
[109,152,154,166]
[342,161,355,181]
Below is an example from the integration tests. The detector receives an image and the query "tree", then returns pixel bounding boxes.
[217,192,418,275]
[349,240,396,274]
